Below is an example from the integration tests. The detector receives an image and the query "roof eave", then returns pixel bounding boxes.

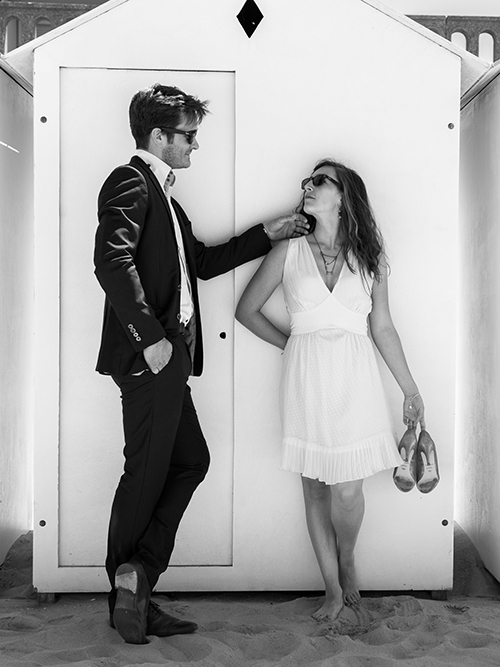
[361,0,493,98]
[0,54,32,94]
[4,0,129,84]
[4,0,493,98]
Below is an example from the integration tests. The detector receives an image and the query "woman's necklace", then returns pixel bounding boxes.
[311,232,341,275]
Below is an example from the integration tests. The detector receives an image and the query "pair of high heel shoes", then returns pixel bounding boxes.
[393,423,440,493]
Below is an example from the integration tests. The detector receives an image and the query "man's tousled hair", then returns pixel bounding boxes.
[129,83,209,148]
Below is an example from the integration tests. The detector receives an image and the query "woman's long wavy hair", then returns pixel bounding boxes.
[298,159,385,282]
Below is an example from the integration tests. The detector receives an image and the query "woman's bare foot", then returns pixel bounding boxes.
[339,555,361,607]
[312,595,344,623]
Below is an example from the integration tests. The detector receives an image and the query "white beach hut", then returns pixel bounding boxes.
[3,0,493,595]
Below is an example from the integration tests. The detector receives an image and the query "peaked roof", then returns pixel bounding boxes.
[364,0,492,98]
[5,0,127,81]
[0,54,32,94]
[461,59,500,108]
[4,0,492,100]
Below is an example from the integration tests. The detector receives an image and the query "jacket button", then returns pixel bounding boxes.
[178,285,182,291]
[177,313,182,321]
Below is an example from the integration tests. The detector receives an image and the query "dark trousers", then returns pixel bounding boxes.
[106,336,210,610]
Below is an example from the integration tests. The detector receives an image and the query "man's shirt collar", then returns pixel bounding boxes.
[134,149,172,190]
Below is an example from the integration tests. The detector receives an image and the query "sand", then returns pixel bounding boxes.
[1,528,499,667]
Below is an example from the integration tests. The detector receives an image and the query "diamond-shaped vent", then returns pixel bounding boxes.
[237,0,264,38]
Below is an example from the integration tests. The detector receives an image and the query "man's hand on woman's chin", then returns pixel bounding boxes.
[264,214,310,241]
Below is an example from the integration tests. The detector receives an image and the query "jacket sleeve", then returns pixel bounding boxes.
[170,200,272,280]
[94,165,166,350]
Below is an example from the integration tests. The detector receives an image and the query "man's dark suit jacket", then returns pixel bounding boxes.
[94,156,271,377]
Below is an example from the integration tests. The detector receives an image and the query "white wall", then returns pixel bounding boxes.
[457,70,500,582]
[29,0,459,592]
[0,59,33,564]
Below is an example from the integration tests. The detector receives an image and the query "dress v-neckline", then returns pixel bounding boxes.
[303,236,345,295]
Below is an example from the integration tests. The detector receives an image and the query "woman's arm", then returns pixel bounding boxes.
[369,262,425,428]
[235,241,289,350]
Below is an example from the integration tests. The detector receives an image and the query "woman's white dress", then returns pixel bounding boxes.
[280,236,402,484]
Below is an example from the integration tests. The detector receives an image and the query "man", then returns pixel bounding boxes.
[94,83,308,644]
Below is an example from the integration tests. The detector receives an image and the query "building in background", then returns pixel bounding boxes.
[411,15,500,62]
[0,1,105,53]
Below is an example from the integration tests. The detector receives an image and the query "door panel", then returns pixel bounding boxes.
[59,68,235,567]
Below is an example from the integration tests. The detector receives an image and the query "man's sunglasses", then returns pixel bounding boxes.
[160,127,198,144]
[301,174,342,190]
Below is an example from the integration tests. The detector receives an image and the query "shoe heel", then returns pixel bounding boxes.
[113,562,149,644]
[116,567,138,594]
[416,429,440,494]
[393,425,417,492]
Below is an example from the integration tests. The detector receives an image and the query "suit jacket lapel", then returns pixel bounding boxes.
[170,198,196,268]
[130,156,197,286]
[130,155,175,229]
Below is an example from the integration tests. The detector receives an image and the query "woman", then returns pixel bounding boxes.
[236,159,425,623]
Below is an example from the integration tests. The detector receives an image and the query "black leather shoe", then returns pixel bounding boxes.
[147,599,198,637]
[113,562,150,644]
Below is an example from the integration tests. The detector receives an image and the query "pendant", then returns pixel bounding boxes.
[323,257,337,275]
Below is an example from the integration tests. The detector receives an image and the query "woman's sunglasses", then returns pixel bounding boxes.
[160,127,198,145]
[301,174,342,190]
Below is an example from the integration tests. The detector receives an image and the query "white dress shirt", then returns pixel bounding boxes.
[134,149,193,325]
